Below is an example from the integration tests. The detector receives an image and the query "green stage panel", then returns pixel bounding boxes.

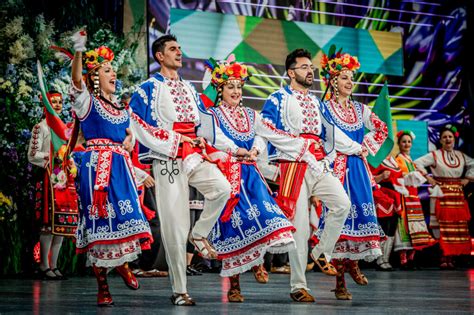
[170,8,403,76]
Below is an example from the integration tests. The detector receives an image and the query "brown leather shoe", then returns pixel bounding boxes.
[252,264,269,283]
[311,253,337,276]
[333,287,352,300]
[290,288,315,303]
[170,293,196,306]
[227,288,244,302]
[346,260,368,285]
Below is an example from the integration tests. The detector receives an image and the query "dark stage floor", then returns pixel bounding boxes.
[0,269,473,314]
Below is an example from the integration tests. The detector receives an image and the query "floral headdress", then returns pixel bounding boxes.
[396,130,416,140]
[83,46,114,73]
[320,45,360,85]
[443,124,459,138]
[204,54,250,88]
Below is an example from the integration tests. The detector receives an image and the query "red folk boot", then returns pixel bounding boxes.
[115,262,140,290]
[92,265,114,307]
[227,274,244,302]
[332,259,352,300]
[346,260,368,285]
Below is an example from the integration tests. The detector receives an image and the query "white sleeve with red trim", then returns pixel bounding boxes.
[464,153,474,179]
[254,135,280,181]
[129,111,181,159]
[362,104,388,156]
[69,80,92,120]
[414,152,435,175]
[255,112,310,161]
[27,121,49,168]
[134,166,149,186]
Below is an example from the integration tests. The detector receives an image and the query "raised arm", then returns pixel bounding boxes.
[71,30,87,90]
[69,30,92,119]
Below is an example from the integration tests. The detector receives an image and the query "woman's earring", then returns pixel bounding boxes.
[93,70,100,97]
[216,89,222,106]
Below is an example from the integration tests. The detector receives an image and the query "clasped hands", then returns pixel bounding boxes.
[180,135,257,161]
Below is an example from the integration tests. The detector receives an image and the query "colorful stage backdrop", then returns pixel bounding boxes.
[146,0,470,155]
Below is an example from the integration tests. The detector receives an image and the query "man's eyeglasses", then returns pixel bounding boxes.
[291,65,315,71]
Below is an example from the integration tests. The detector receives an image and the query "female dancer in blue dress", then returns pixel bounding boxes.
[315,46,387,300]
[204,57,313,302]
[70,31,155,306]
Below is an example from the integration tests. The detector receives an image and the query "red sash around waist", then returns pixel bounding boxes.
[86,138,134,218]
[300,133,326,161]
[173,122,203,158]
[274,134,325,219]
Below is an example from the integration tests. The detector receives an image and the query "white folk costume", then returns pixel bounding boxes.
[129,72,239,295]
[261,84,351,294]
[415,148,473,256]
[29,119,55,232]
[28,118,79,237]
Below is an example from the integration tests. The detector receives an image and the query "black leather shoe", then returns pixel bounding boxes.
[41,268,60,280]
[186,265,202,276]
[51,268,67,280]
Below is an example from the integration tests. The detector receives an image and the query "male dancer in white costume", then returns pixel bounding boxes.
[129,34,249,306]
[260,48,353,302]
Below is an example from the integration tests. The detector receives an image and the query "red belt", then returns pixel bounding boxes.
[173,122,203,158]
[85,138,134,218]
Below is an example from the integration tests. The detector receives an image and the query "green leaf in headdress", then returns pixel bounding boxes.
[328,44,336,58]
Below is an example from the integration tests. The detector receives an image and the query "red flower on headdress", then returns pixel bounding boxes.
[96,46,114,62]
[83,46,114,71]
[207,59,250,87]
[320,45,360,83]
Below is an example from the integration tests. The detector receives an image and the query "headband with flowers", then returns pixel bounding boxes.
[204,54,250,88]
[83,46,114,73]
[397,130,416,140]
[46,92,62,102]
[320,45,360,85]
[443,124,460,138]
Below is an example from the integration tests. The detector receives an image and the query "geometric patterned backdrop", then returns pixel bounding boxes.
[146,1,471,152]
[170,9,403,76]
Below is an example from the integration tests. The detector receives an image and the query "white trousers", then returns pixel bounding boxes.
[153,159,231,294]
[289,172,351,292]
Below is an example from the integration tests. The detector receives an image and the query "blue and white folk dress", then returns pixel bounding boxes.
[70,81,152,268]
[315,99,387,261]
[208,101,296,277]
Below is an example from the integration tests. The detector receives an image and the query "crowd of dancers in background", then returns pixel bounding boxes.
[28,30,473,306]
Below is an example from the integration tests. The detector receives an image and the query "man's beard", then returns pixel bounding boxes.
[295,73,313,88]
